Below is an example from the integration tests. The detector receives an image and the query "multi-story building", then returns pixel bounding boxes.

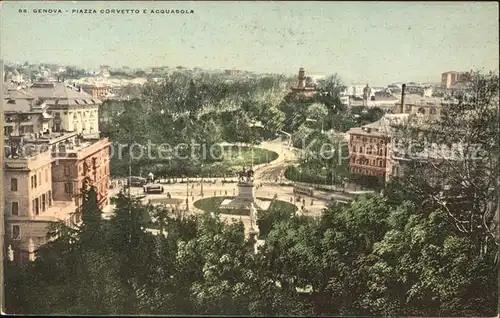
[3,139,75,262]
[15,81,102,138]
[392,94,449,116]
[4,88,54,137]
[3,80,111,263]
[347,114,409,180]
[441,71,468,89]
[49,133,111,215]
[404,84,433,97]
[80,84,108,100]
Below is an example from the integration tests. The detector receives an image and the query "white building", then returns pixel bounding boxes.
[10,82,101,138]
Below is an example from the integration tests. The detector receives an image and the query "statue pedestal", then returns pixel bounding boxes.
[237,181,254,201]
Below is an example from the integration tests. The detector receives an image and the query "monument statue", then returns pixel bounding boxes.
[249,202,258,229]
[363,84,371,101]
[238,167,254,183]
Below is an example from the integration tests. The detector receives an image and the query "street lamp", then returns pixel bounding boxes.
[200,164,204,197]
[322,167,327,186]
[186,176,189,212]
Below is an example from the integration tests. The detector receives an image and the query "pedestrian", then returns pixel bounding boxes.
[225,190,227,195]
[302,199,305,205]
[290,197,293,203]
[311,199,314,206]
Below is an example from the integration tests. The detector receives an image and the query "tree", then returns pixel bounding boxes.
[392,71,499,251]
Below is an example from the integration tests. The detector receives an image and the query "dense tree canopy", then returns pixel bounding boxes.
[5,185,497,316]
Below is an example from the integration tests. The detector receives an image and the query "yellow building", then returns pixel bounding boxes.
[3,80,111,263]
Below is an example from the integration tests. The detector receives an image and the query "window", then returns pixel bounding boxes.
[12,225,21,240]
[41,194,46,212]
[45,169,49,183]
[48,191,52,206]
[34,174,37,188]
[38,172,42,185]
[11,202,19,216]
[64,166,70,176]
[33,198,40,215]
[11,178,18,191]
[64,182,73,194]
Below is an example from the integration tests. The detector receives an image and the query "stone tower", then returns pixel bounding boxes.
[297,67,306,88]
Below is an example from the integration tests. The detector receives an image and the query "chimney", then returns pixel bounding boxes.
[399,84,406,113]
[298,67,306,88]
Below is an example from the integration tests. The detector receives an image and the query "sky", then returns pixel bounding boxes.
[1,1,498,86]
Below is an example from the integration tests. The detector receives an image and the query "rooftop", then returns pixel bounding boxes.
[401,94,444,105]
[3,97,50,113]
[348,114,411,137]
[8,82,102,105]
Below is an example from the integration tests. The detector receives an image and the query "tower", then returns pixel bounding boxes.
[297,67,306,88]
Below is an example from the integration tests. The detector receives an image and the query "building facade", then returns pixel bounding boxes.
[347,114,410,181]
[20,82,102,137]
[3,144,75,263]
[392,94,448,116]
[441,71,467,89]
[3,80,111,263]
[50,135,111,217]
[80,84,108,101]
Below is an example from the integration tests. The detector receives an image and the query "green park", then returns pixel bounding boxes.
[4,70,498,317]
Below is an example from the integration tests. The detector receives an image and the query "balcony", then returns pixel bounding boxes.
[6,201,75,223]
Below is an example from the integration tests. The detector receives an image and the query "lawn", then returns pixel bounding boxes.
[220,146,279,170]
[111,146,278,178]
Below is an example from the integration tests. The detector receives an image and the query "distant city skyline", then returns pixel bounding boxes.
[1,1,498,86]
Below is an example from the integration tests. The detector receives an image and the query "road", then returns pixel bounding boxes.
[105,140,341,236]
